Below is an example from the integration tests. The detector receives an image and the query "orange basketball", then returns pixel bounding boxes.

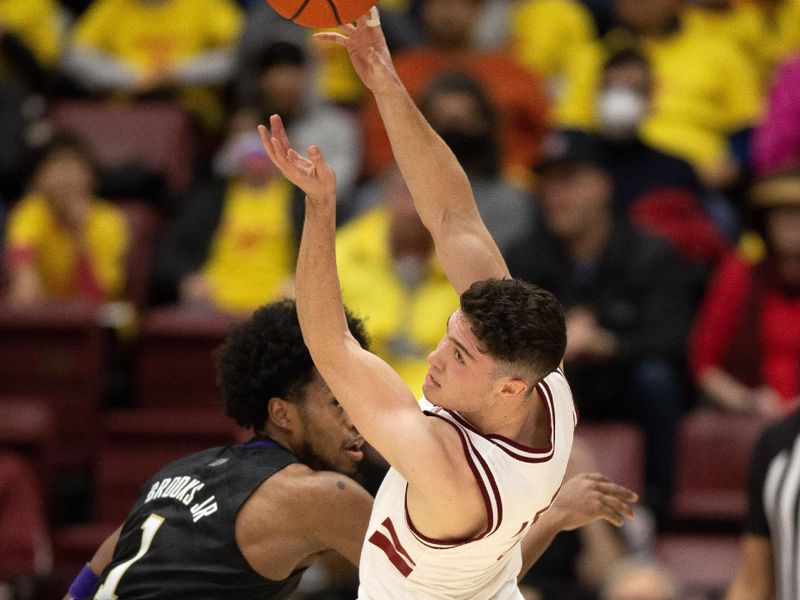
[265,0,378,29]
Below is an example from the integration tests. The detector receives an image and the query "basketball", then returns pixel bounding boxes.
[265,0,378,29]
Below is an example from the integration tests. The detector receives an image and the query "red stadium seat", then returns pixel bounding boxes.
[135,307,235,408]
[118,200,162,309]
[0,302,106,466]
[0,395,56,483]
[49,100,195,195]
[574,421,646,496]
[656,533,741,598]
[670,409,768,525]
[0,452,52,579]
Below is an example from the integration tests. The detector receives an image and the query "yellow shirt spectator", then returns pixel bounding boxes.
[70,0,242,130]
[557,22,763,170]
[336,206,460,397]
[5,193,129,300]
[202,177,295,315]
[0,0,62,69]
[682,1,800,84]
[509,0,597,99]
[72,0,241,76]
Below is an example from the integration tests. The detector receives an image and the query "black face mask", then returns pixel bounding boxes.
[438,129,500,178]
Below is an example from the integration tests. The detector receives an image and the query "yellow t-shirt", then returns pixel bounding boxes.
[202,177,295,315]
[509,0,597,99]
[681,2,794,85]
[0,0,62,68]
[556,22,764,169]
[336,207,460,397]
[5,193,129,299]
[71,0,242,129]
[72,0,242,75]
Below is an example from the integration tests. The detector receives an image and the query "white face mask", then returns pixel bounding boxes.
[597,86,648,141]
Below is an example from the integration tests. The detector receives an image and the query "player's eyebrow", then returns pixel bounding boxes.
[445,313,475,361]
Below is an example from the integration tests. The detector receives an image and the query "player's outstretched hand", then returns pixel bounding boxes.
[258,114,336,204]
[551,472,638,530]
[312,8,400,96]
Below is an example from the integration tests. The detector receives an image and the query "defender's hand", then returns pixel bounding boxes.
[550,473,638,530]
[312,8,400,96]
[258,115,336,204]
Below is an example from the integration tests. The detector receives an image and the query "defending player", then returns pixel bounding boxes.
[65,299,636,600]
[259,9,619,599]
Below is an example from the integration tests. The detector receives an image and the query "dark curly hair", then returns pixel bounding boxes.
[460,279,566,385]
[215,299,369,431]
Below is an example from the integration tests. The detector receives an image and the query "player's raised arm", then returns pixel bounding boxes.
[314,12,509,294]
[258,117,463,497]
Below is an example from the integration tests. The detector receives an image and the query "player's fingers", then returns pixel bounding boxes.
[269,114,293,154]
[601,495,636,518]
[365,6,381,27]
[339,22,356,34]
[257,125,277,161]
[313,32,348,46]
[580,472,608,482]
[288,148,314,169]
[595,481,639,502]
[308,145,327,167]
[598,507,625,528]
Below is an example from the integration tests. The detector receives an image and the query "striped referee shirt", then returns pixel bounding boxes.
[746,410,800,600]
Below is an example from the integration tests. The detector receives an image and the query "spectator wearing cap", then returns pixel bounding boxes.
[690,170,800,418]
[506,131,695,520]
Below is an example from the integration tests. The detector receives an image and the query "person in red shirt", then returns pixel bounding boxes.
[690,170,800,417]
[359,0,550,187]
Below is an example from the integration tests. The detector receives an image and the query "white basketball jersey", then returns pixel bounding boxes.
[358,369,577,600]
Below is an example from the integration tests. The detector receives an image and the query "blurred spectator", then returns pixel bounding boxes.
[337,167,459,397]
[690,170,800,417]
[683,0,800,81]
[361,0,551,186]
[726,406,800,600]
[4,134,129,305]
[509,0,598,100]
[505,133,694,519]
[520,438,628,600]
[63,0,242,132]
[557,0,763,191]
[417,71,536,252]
[752,53,800,178]
[591,47,730,266]
[600,559,680,600]
[238,2,420,106]
[0,452,51,581]
[151,110,295,314]
[0,0,64,200]
[243,41,362,203]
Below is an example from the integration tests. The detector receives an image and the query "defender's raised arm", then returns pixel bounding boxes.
[314,12,509,294]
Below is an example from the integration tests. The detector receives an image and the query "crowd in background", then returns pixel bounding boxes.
[1,0,800,598]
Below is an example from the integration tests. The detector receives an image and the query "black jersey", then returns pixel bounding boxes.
[92,438,300,600]
[745,410,800,600]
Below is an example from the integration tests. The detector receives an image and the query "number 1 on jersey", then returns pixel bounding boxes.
[94,514,165,600]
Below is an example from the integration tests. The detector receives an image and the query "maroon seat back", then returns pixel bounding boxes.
[49,100,195,195]
[574,421,646,495]
[671,409,768,524]
[135,307,234,408]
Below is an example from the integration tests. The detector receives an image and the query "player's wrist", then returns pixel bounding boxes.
[67,563,100,600]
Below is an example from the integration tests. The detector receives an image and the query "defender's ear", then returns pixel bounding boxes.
[266,396,295,429]
[499,378,529,400]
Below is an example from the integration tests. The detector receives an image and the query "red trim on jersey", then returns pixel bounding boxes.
[368,530,414,577]
[463,431,503,537]
[382,518,415,566]
[407,412,501,549]
[442,379,557,463]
